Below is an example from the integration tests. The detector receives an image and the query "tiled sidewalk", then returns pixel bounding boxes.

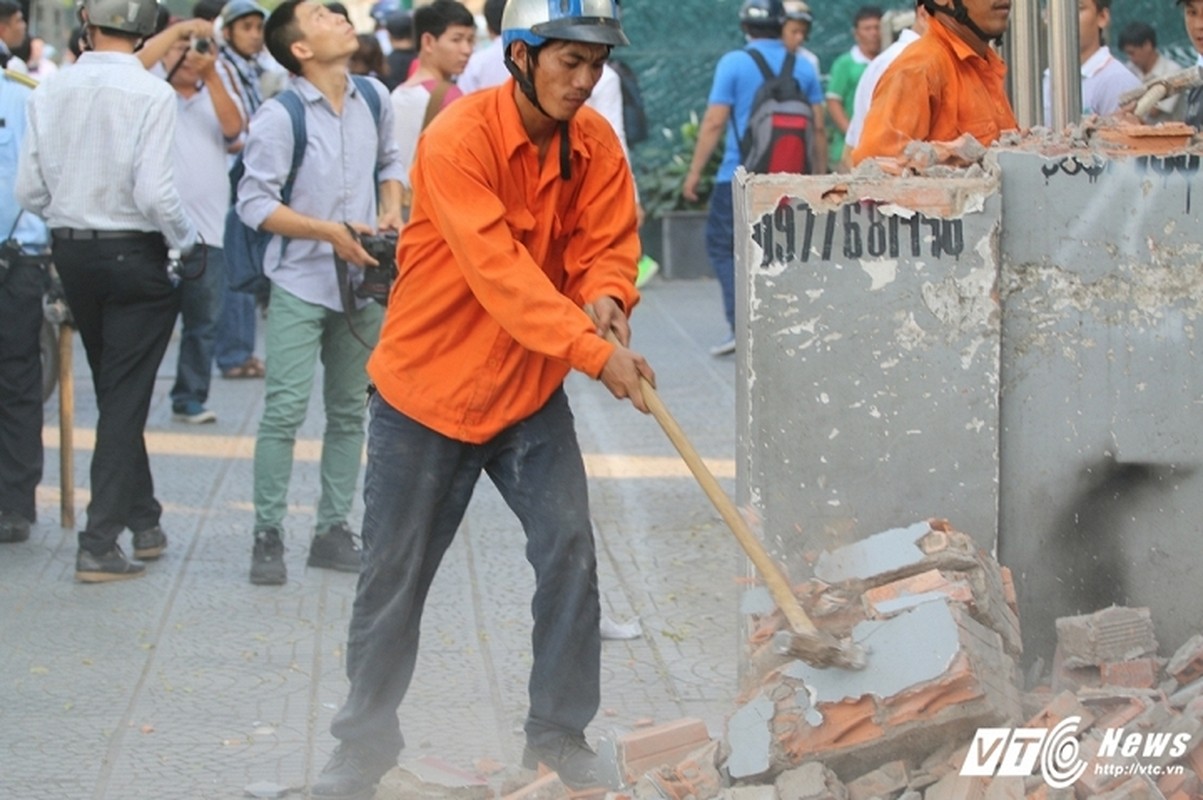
[0,278,746,799]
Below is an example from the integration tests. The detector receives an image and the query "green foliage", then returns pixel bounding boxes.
[638,111,723,220]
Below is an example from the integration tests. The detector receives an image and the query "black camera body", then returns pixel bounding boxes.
[191,37,211,54]
[354,231,399,306]
[0,238,23,285]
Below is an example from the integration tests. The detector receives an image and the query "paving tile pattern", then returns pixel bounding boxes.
[0,279,742,798]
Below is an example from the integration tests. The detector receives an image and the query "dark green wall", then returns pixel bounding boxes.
[620,0,1197,179]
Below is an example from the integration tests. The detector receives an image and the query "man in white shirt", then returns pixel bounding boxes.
[1118,21,1184,121]
[1043,0,1141,123]
[457,0,507,94]
[16,0,198,583]
[1180,0,1203,128]
[845,1,930,155]
[389,0,474,187]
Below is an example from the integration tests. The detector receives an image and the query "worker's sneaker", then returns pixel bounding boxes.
[522,734,606,790]
[132,525,167,560]
[307,522,362,573]
[75,545,145,583]
[708,333,736,357]
[172,401,216,424]
[250,526,287,586]
[0,511,31,543]
[310,742,395,800]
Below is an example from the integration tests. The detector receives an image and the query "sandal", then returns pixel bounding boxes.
[222,356,266,379]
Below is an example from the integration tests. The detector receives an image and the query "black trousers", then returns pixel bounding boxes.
[0,261,47,522]
[53,236,179,554]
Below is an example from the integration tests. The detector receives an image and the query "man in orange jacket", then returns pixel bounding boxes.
[851,0,1016,163]
[312,1,653,798]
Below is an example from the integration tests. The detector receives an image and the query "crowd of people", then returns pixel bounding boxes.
[3,0,1203,795]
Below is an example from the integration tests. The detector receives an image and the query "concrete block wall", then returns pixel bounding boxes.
[735,149,1203,668]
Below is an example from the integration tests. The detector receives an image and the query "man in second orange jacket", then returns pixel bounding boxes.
[851,0,1017,163]
[311,1,654,798]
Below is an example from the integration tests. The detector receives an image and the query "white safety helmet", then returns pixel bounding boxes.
[501,0,629,52]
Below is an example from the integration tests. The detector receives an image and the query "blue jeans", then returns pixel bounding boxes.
[214,285,256,373]
[330,388,601,759]
[705,181,735,331]
[171,245,224,409]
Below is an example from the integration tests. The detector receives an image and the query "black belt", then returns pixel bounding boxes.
[51,228,157,241]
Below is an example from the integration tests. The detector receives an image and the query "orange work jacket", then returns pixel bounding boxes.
[852,16,1017,164]
[367,81,640,444]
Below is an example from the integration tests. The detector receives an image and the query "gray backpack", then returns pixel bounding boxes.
[737,48,816,174]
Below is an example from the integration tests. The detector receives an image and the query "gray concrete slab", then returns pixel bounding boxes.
[0,278,742,798]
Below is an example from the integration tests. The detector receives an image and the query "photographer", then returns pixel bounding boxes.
[236,0,402,586]
[0,65,48,545]
[16,0,198,582]
[162,26,244,424]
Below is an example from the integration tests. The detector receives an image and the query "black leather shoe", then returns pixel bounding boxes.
[310,743,394,800]
[522,734,606,790]
[132,525,167,560]
[306,522,361,573]
[75,546,145,583]
[0,511,31,544]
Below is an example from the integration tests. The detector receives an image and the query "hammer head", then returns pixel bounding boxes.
[773,629,868,671]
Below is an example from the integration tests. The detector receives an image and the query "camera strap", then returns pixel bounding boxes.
[334,225,376,351]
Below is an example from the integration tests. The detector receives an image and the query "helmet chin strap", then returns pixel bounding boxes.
[504,48,572,181]
[932,1,1001,45]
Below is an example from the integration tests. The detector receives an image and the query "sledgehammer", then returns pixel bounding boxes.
[1120,65,1203,119]
[606,330,865,670]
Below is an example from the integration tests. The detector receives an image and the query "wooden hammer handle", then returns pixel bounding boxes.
[607,331,820,638]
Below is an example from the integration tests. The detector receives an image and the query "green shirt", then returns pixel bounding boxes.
[826,50,870,164]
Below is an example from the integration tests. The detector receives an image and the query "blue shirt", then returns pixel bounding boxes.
[0,71,49,253]
[707,38,824,182]
[236,74,404,312]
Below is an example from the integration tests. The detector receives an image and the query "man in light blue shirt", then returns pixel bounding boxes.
[0,66,49,545]
[236,0,403,586]
[682,0,825,357]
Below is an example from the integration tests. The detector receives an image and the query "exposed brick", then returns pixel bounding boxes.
[643,740,722,800]
[999,566,1018,616]
[844,760,908,800]
[1100,659,1162,690]
[612,718,711,787]
[1166,635,1203,687]
[983,777,1025,800]
[774,761,848,800]
[1155,769,1198,799]
[1051,644,1101,695]
[1090,775,1167,800]
[1026,689,1097,731]
[768,603,1021,779]
[922,770,989,800]
[727,788,779,800]
[1055,607,1158,669]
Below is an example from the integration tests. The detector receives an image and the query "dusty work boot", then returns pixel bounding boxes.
[307,522,362,573]
[522,733,606,790]
[310,742,395,800]
[75,545,145,583]
[0,511,31,543]
[132,525,168,560]
[249,526,287,586]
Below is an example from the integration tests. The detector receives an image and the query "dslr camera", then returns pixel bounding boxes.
[0,238,23,285]
[354,231,399,306]
[191,36,212,54]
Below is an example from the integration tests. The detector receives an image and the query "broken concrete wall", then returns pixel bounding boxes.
[733,167,1004,587]
[995,149,1203,666]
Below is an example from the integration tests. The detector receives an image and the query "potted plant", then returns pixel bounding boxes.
[638,112,722,280]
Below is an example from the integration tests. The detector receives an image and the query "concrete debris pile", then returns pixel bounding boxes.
[379,519,1203,799]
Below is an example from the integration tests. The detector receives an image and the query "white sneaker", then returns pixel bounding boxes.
[709,334,736,357]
